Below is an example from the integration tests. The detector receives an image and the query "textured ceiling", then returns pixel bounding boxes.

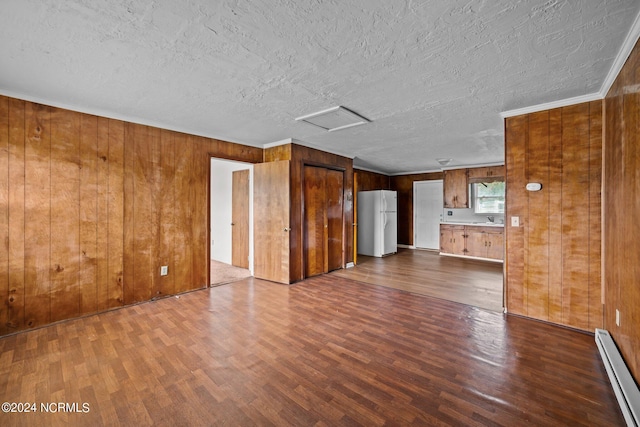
[1,0,639,174]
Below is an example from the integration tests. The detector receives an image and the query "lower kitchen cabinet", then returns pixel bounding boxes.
[440,225,466,255]
[440,224,504,261]
[465,226,504,260]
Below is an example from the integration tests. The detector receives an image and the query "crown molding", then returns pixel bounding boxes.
[600,9,640,97]
[388,168,443,176]
[500,92,602,118]
[501,8,640,119]
[263,138,293,148]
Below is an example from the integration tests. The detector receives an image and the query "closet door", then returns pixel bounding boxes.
[326,169,344,272]
[254,161,290,284]
[304,166,326,277]
[304,166,344,278]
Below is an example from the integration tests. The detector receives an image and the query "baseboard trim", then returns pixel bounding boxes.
[595,328,640,427]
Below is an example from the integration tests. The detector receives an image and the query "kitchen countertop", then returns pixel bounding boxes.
[440,221,504,228]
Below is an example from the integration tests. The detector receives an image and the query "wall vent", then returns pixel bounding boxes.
[295,106,370,132]
[595,328,640,426]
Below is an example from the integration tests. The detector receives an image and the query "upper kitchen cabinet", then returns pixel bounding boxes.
[443,168,469,208]
[468,166,504,183]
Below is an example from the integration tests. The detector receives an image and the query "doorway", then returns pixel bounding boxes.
[414,180,443,250]
[209,158,253,286]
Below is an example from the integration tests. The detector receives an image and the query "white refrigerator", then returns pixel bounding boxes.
[357,190,397,257]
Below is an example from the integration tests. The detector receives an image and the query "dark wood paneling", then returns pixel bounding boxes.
[0,96,8,335]
[106,119,125,309]
[263,144,291,162]
[560,104,591,330]
[0,95,264,336]
[24,102,51,329]
[158,129,176,297]
[604,37,640,382]
[526,111,550,321]
[548,109,563,325]
[5,98,26,332]
[173,133,194,294]
[191,136,210,289]
[50,108,81,322]
[390,172,443,246]
[79,114,99,316]
[505,115,528,317]
[505,102,602,332]
[354,169,389,191]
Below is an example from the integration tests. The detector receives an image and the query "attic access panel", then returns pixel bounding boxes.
[295,106,370,132]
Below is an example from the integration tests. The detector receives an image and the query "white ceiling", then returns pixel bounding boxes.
[1,1,639,174]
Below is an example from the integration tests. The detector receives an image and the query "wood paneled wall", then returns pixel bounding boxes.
[264,143,354,282]
[0,95,262,336]
[354,169,390,192]
[504,101,602,332]
[390,172,443,246]
[604,38,640,382]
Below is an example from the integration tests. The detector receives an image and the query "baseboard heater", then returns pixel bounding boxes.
[595,329,640,426]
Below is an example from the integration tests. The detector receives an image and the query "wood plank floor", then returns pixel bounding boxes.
[335,249,504,312]
[0,275,623,426]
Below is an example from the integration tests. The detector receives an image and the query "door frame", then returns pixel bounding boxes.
[207,156,254,287]
[301,161,347,279]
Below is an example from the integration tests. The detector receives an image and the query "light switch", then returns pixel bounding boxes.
[511,216,520,227]
[160,266,168,276]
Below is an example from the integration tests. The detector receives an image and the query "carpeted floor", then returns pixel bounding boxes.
[210,259,252,286]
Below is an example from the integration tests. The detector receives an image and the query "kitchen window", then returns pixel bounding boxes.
[473,181,505,214]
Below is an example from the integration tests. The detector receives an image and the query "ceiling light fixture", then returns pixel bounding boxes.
[437,158,452,166]
[295,106,370,132]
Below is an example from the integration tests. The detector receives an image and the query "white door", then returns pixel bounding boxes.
[414,180,443,250]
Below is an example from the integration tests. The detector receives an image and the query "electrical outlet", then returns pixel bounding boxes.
[616,309,620,326]
[160,266,168,276]
[511,216,520,227]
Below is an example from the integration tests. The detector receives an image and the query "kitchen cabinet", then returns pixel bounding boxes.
[468,166,504,183]
[443,169,469,208]
[465,226,504,260]
[440,224,504,261]
[440,224,466,255]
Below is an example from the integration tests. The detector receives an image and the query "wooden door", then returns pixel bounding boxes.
[304,166,326,277]
[231,169,249,269]
[304,166,344,278]
[326,169,344,272]
[254,161,290,284]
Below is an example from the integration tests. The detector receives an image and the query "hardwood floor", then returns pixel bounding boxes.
[0,275,622,426]
[336,249,504,312]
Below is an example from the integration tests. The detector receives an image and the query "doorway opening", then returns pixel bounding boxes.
[209,158,253,286]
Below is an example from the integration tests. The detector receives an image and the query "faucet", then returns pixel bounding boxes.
[487,216,495,223]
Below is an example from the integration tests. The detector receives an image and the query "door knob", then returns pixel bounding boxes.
[231,222,235,226]
[283,227,291,232]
